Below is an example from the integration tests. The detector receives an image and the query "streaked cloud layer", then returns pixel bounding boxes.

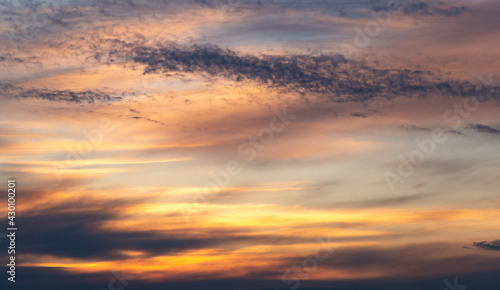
[1,0,500,289]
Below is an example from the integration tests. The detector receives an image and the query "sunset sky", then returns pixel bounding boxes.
[1,0,500,289]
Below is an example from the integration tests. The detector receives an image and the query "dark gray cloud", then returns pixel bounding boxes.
[107,43,493,102]
[283,243,500,281]
[402,2,470,17]
[400,125,465,136]
[12,271,500,290]
[401,124,431,132]
[466,123,500,135]
[130,115,164,125]
[18,200,333,260]
[372,1,470,17]
[19,207,219,260]
[0,83,123,103]
[0,55,40,68]
[350,112,367,118]
[15,241,500,290]
[1,267,392,290]
[473,240,500,251]
[447,129,465,136]
[0,55,25,63]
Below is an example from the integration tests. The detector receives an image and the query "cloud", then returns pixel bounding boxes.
[401,124,431,132]
[130,116,164,125]
[285,242,500,280]
[0,83,123,103]
[400,124,464,136]
[105,43,496,102]
[473,240,500,251]
[371,1,470,17]
[19,200,325,260]
[466,123,500,135]
[0,55,25,63]
[350,112,367,118]
[20,206,219,260]
[402,2,470,17]
[328,193,434,209]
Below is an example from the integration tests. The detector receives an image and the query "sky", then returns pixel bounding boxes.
[1,0,500,289]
